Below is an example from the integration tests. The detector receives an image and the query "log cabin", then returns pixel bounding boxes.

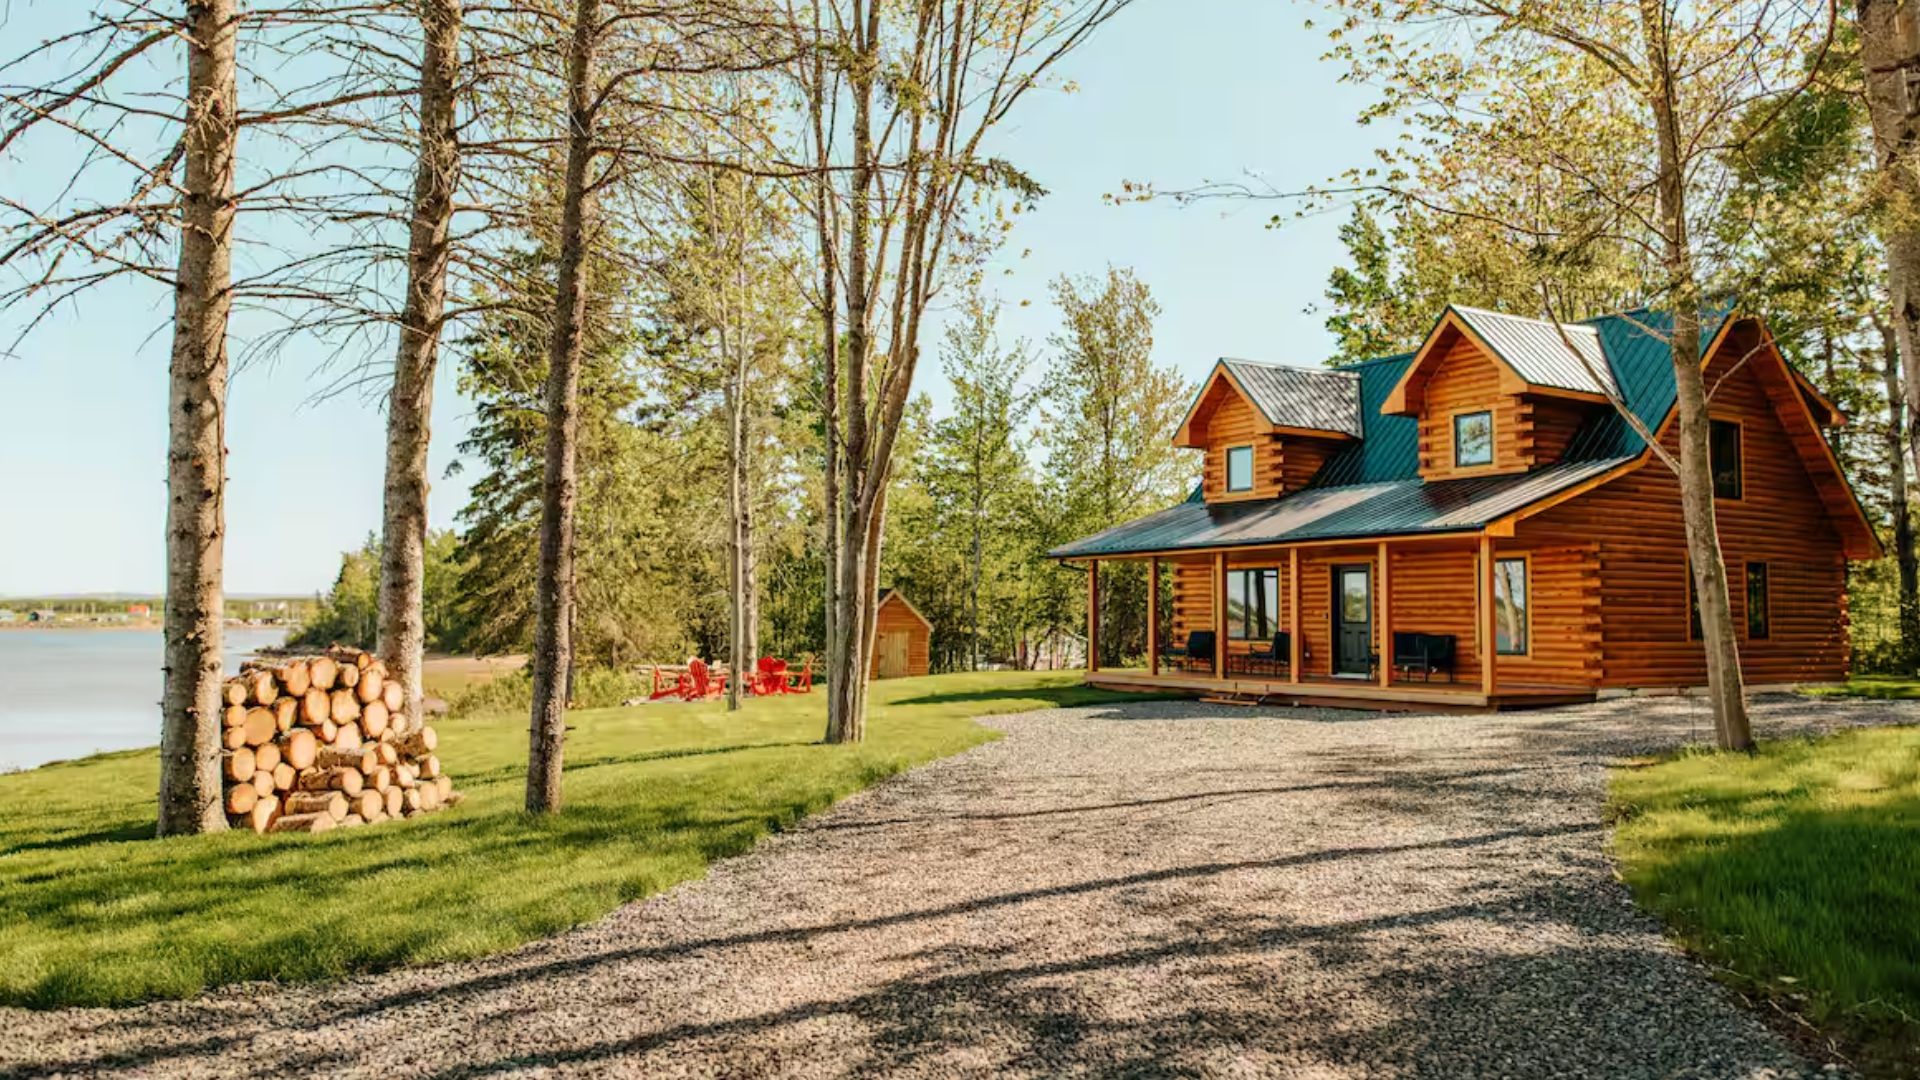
[1050,305,1881,710]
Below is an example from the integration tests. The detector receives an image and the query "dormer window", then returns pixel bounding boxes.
[1226,445,1254,492]
[1454,411,1493,467]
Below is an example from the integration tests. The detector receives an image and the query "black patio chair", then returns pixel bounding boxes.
[1392,632,1457,682]
[1176,630,1217,674]
[1231,631,1292,678]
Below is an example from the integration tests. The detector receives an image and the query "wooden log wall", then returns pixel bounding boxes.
[220,647,458,834]
[1413,333,1530,480]
[1161,541,1603,686]
[1518,326,1851,686]
[1192,382,1342,502]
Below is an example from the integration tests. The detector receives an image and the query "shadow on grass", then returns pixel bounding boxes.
[2,819,154,855]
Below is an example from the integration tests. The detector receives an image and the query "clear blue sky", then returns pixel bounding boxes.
[0,0,1384,596]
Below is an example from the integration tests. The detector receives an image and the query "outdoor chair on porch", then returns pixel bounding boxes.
[1173,630,1216,674]
[1391,632,1457,682]
[1229,632,1291,678]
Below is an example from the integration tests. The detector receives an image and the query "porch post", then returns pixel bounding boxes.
[1479,535,1497,696]
[1288,547,1302,684]
[1146,558,1160,677]
[1086,560,1099,674]
[1213,550,1228,679]
[1378,540,1392,688]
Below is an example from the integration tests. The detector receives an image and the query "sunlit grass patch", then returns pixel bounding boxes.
[1609,726,1920,1076]
[0,669,1146,1008]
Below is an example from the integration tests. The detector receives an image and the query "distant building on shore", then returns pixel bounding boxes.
[27,610,57,623]
[0,609,15,623]
[126,603,151,617]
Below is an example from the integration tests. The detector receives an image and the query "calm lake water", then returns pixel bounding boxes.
[0,628,288,772]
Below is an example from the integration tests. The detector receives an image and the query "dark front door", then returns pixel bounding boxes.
[1332,564,1372,677]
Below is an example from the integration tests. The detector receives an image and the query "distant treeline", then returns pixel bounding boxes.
[2,597,317,621]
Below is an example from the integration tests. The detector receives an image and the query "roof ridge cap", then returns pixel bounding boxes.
[1221,356,1358,379]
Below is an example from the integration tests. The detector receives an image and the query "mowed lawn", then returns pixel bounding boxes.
[1610,726,1920,1076]
[0,670,1139,1008]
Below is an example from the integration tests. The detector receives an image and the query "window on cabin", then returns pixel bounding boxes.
[1225,445,1254,492]
[1454,411,1493,467]
[1494,557,1528,655]
[1710,419,1742,499]
[1747,562,1770,640]
[1225,568,1278,640]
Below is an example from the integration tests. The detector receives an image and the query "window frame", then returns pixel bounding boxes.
[1709,418,1743,500]
[1746,561,1770,641]
[1224,566,1279,641]
[1224,444,1255,493]
[1491,554,1530,657]
[1453,410,1495,468]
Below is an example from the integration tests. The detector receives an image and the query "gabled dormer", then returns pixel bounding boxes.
[1383,306,1612,481]
[1175,359,1359,503]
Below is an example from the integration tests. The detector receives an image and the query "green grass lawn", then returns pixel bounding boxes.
[1800,676,1920,701]
[0,670,1143,1009]
[1610,726,1920,1076]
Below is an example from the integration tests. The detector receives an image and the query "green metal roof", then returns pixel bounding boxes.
[1051,456,1632,558]
[1050,306,1744,561]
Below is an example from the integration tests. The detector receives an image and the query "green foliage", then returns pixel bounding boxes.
[0,670,1151,1008]
[452,245,711,667]
[443,665,654,714]
[1610,727,1920,1075]
[883,297,1043,670]
[289,531,468,652]
[1037,267,1194,665]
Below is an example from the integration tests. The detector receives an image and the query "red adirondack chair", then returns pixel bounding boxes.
[683,658,725,700]
[785,656,814,693]
[753,656,788,696]
[647,665,680,701]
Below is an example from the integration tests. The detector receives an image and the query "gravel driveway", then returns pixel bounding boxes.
[5,693,1911,1079]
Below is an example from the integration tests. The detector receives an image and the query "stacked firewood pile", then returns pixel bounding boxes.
[221,648,457,834]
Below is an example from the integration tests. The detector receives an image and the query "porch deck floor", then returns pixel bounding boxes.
[1085,668,1595,712]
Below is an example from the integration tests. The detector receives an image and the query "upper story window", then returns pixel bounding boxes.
[1225,445,1254,492]
[1454,411,1493,467]
[1710,419,1742,499]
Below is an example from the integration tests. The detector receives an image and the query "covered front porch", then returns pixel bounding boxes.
[1077,532,1600,711]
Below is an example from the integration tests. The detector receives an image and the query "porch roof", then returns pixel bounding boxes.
[1048,454,1633,559]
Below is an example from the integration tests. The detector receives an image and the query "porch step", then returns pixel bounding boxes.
[1199,693,1261,707]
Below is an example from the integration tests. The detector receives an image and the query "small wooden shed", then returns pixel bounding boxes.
[870,588,932,679]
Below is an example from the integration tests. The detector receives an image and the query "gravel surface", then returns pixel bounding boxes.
[5,692,1912,1079]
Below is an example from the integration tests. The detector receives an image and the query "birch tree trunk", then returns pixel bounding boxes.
[824,10,877,745]
[1639,0,1751,750]
[158,0,240,837]
[1859,0,1920,472]
[726,354,747,710]
[377,0,461,727]
[1880,322,1920,665]
[526,0,598,813]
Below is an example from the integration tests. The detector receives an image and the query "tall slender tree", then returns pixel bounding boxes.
[928,297,1032,670]
[794,0,1136,742]
[378,0,465,727]
[159,0,243,833]
[525,0,601,813]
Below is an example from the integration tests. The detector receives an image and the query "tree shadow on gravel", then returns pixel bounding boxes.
[375,876,1810,1080]
[6,820,1615,1079]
